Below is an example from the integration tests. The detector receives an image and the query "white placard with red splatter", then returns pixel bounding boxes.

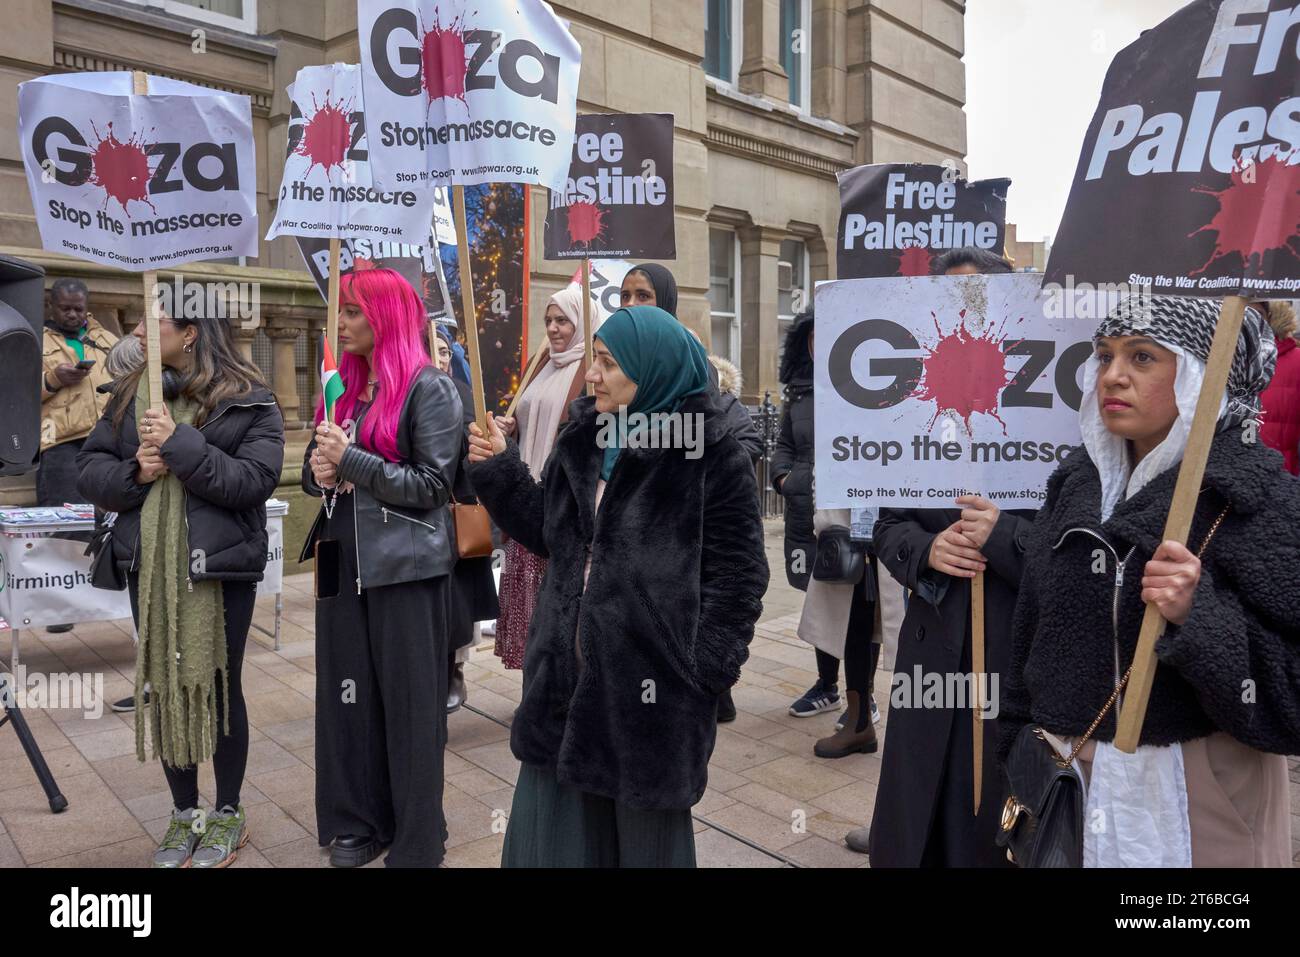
[266,63,437,243]
[814,273,1092,510]
[357,0,581,192]
[17,72,257,271]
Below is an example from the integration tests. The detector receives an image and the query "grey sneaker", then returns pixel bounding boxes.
[153,808,201,868]
[191,804,249,868]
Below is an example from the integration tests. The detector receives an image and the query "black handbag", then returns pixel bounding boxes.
[812,525,865,585]
[997,503,1231,867]
[85,520,126,591]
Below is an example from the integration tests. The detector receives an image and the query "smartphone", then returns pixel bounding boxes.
[75,359,96,370]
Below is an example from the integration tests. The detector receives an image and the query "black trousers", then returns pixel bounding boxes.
[313,502,451,867]
[128,574,255,812]
[36,438,85,507]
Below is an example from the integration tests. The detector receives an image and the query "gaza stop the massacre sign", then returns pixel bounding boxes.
[814,273,1092,509]
[1046,0,1300,297]
[358,0,581,191]
[18,72,257,270]
[266,63,436,244]
[837,163,1010,279]
[544,113,675,260]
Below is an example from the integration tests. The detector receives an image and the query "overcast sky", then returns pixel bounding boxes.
[964,0,1190,245]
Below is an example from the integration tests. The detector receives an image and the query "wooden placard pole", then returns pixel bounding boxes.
[324,238,341,426]
[971,570,985,816]
[505,344,547,419]
[1114,295,1248,753]
[326,238,341,363]
[453,186,489,430]
[133,71,164,412]
[582,257,593,396]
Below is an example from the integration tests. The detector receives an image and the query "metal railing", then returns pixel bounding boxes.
[748,390,785,520]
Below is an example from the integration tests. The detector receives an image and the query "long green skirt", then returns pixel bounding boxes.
[501,763,697,868]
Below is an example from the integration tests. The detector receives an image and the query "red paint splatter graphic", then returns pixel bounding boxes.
[1190,153,1300,276]
[566,201,607,246]
[296,92,354,178]
[913,311,1012,434]
[88,121,156,217]
[353,257,376,271]
[896,242,934,277]
[420,8,470,108]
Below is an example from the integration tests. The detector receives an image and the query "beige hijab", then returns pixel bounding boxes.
[516,286,585,478]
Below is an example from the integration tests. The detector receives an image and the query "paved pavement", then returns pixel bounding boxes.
[0,520,1295,868]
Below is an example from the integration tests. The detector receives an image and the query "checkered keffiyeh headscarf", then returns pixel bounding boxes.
[1095,296,1277,428]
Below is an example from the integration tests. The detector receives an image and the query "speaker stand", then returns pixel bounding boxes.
[0,672,69,813]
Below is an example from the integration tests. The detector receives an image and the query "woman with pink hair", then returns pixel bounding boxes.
[300,268,464,868]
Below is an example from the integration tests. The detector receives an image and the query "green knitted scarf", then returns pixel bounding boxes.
[134,379,228,767]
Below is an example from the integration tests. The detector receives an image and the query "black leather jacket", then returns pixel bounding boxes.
[299,366,463,590]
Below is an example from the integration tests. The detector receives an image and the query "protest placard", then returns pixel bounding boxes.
[837,164,1010,280]
[813,273,1090,510]
[543,113,675,260]
[266,63,436,245]
[18,72,257,271]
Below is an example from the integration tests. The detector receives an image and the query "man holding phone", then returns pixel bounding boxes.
[39,276,117,514]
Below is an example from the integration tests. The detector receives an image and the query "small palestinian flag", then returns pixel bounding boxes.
[321,337,344,425]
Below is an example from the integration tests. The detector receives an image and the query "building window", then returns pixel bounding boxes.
[778,239,809,363]
[709,228,741,364]
[117,0,258,33]
[780,0,811,110]
[704,0,741,85]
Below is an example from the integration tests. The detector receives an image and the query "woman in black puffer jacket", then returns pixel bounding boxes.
[1001,296,1298,868]
[77,312,284,870]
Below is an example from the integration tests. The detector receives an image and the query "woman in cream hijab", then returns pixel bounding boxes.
[493,286,587,669]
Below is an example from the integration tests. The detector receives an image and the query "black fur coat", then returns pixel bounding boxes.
[468,392,769,810]
[1001,429,1300,758]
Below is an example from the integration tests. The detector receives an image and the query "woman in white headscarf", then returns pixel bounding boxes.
[1000,295,1298,867]
[492,286,587,669]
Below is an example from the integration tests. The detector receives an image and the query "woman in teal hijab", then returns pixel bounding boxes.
[590,305,711,480]
[466,302,770,868]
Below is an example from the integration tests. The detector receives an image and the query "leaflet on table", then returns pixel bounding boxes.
[0,507,91,525]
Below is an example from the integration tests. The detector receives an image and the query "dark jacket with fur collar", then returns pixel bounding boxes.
[467,392,769,810]
[1001,430,1300,759]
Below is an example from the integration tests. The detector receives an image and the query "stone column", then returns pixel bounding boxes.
[739,0,790,101]
[231,324,258,365]
[264,320,303,427]
[738,225,785,404]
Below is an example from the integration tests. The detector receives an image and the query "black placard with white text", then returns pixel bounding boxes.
[543,113,675,260]
[1045,0,1300,297]
[836,163,1009,279]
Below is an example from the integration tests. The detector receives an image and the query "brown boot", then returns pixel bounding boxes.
[814,691,878,758]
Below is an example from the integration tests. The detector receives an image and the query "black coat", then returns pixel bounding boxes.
[467,392,769,811]
[707,363,763,463]
[868,505,1033,867]
[770,378,814,590]
[76,388,285,581]
[1001,431,1300,760]
[300,366,462,589]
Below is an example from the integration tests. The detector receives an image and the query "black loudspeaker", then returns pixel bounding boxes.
[0,255,46,477]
